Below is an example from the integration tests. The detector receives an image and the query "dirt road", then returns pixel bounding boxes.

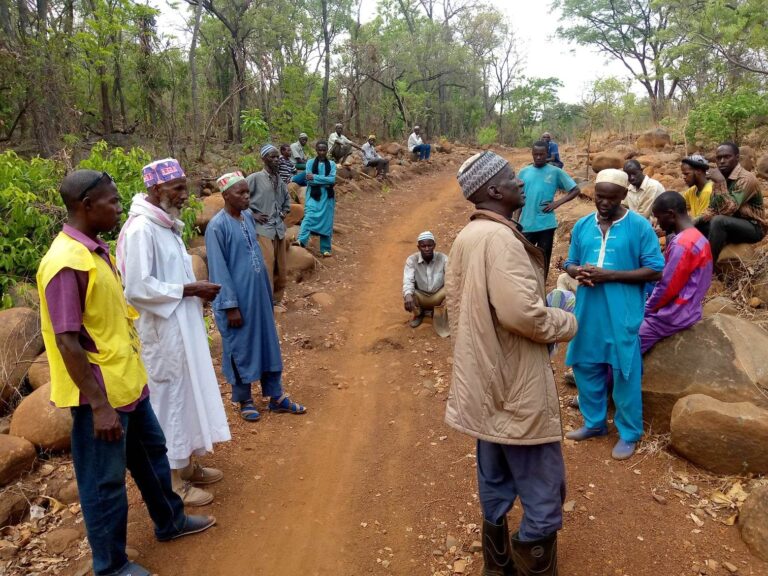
[113,152,767,576]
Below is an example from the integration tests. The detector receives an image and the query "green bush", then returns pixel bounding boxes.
[686,89,768,145]
[0,151,65,307]
[78,141,201,243]
[477,126,499,147]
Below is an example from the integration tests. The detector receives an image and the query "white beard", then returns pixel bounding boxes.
[160,197,182,220]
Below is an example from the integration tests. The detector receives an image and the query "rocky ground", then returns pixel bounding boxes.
[1,140,768,575]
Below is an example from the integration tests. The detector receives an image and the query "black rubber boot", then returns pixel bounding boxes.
[510,532,558,576]
[482,517,518,576]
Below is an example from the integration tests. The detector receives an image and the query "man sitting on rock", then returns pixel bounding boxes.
[681,154,712,219]
[278,144,298,184]
[360,135,390,178]
[402,231,448,336]
[290,132,309,171]
[518,140,580,278]
[641,192,713,353]
[328,123,362,165]
[408,125,431,161]
[623,159,665,222]
[694,142,766,264]
[39,170,215,576]
[542,132,564,168]
[446,151,577,575]
[564,169,664,460]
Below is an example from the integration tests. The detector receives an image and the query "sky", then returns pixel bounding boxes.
[153,0,633,104]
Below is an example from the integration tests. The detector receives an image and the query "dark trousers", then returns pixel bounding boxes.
[524,228,556,279]
[71,398,185,576]
[695,215,764,262]
[230,358,283,404]
[477,440,566,541]
[413,143,431,160]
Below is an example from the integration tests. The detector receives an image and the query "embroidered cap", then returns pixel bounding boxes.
[142,158,185,189]
[417,231,435,243]
[456,151,509,199]
[595,168,629,189]
[216,171,246,193]
[260,144,278,158]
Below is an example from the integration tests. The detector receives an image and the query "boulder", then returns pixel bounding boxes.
[336,166,354,181]
[435,140,453,154]
[0,307,44,406]
[190,254,208,281]
[740,485,768,563]
[636,128,671,150]
[44,527,83,555]
[27,351,49,390]
[0,491,28,526]
[195,193,225,232]
[310,292,335,308]
[8,282,39,309]
[613,144,638,159]
[703,297,739,318]
[209,327,222,361]
[286,246,316,281]
[758,155,768,180]
[590,152,624,173]
[361,165,378,178]
[188,235,206,249]
[385,143,403,156]
[670,394,768,474]
[285,203,304,227]
[10,383,72,451]
[188,245,206,265]
[287,181,304,204]
[643,314,768,432]
[55,479,79,504]
[0,435,36,485]
[740,145,756,172]
[717,243,756,266]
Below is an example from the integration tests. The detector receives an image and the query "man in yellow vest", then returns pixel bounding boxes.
[37,170,216,576]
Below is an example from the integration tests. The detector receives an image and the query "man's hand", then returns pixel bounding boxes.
[306,173,315,182]
[253,212,269,224]
[183,281,221,301]
[542,200,561,213]
[707,167,727,184]
[404,294,415,313]
[579,264,614,286]
[227,308,243,328]
[92,403,123,442]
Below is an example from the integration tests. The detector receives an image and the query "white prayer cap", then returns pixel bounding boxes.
[595,168,629,189]
[417,231,435,243]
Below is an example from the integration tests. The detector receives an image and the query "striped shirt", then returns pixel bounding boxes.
[278,157,296,184]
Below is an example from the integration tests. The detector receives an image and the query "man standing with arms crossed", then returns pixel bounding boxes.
[446,151,577,576]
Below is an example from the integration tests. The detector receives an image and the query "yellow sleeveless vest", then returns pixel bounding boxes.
[37,232,147,408]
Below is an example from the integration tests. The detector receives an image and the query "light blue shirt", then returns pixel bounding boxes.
[564,210,664,377]
[518,164,577,233]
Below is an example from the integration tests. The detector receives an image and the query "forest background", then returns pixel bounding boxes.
[1,0,768,303]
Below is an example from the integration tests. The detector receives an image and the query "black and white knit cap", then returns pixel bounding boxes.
[456,151,509,199]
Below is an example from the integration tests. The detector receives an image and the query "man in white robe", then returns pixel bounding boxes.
[116,158,231,507]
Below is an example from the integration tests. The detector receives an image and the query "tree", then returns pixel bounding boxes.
[554,0,681,121]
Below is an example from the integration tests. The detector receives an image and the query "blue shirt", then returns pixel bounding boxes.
[547,141,563,168]
[518,164,577,233]
[564,210,664,377]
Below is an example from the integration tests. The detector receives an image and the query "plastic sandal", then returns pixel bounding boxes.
[268,394,307,414]
[238,401,261,422]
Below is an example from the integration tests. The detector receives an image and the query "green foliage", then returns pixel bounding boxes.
[241,109,271,153]
[686,89,768,145]
[78,141,200,243]
[503,77,563,145]
[270,66,320,141]
[0,152,65,306]
[477,126,499,146]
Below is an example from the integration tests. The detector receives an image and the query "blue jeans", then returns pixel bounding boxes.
[230,359,283,403]
[71,398,186,576]
[477,440,566,541]
[413,143,431,160]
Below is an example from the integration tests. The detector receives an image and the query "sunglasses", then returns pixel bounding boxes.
[78,172,113,200]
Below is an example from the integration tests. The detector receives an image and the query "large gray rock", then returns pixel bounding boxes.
[740,485,768,563]
[643,314,768,432]
[0,307,44,407]
[0,434,36,485]
[10,383,72,451]
[670,394,768,474]
[702,297,739,318]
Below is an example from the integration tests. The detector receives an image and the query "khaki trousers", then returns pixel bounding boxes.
[414,287,446,311]
[258,235,288,303]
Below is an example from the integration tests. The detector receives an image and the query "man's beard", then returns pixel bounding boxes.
[159,196,182,220]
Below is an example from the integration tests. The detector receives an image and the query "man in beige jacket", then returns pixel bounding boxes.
[446,151,578,576]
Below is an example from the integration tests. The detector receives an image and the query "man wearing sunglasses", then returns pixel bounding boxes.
[37,170,215,576]
[117,158,231,508]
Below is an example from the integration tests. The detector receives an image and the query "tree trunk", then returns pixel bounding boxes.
[189,0,203,140]
[320,0,330,135]
[0,0,13,37]
[99,70,114,134]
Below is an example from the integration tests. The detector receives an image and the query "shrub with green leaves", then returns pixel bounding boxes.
[477,126,499,147]
[686,89,768,145]
[0,151,65,307]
